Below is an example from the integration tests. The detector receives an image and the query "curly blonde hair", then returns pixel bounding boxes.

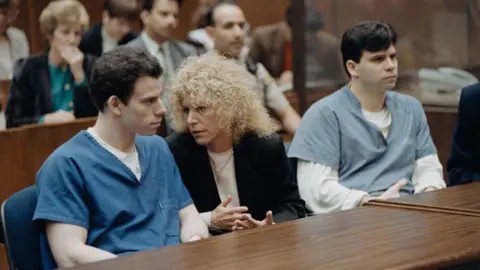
[39,0,89,38]
[170,51,279,141]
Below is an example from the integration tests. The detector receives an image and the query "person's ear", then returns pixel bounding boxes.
[346,60,359,78]
[106,96,124,116]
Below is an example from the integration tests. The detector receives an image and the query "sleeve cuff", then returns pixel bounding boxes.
[341,190,369,210]
[74,78,87,87]
[414,181,446,194]
[200,212,212,227]
[38,115,45,124]
[180,199,193,210]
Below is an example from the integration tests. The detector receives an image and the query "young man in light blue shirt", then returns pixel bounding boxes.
[288,21,445,214]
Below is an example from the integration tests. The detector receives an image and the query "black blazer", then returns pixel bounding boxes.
[166,132,306,223]
[447,83,480,186]
[5,52,98,128]
[79,23,137,57]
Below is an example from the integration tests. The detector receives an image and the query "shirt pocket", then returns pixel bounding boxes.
[159,198,180,246]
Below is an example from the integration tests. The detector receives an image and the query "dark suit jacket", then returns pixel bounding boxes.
[447,83,480,186]
[5,52,98,128]
[166,132,306,223]
[249,21,347,83]
[79,23,137,57]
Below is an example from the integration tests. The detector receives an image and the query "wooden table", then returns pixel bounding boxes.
[383,182,480,211]
[68,206,480,270]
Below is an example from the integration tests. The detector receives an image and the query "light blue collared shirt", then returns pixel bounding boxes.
[288,86,437,196]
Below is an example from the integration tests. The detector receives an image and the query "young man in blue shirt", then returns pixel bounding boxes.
[288,21,445,214]
[33,46,208,269]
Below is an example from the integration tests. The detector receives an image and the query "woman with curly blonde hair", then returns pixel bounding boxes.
[166,52,306,234]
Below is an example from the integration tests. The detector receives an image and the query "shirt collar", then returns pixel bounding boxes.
[141,32,162,55]
[341,85,395,112]
[101,26,118,45]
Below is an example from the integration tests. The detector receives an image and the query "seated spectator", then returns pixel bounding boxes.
[166,52,306,234]
[0,0,29,79]
[288,21,446,214]
[205,2,301,134]
[33,46,208,269]
[5,0,98,128]
[127,0,197,135]
[186,0,217,52]
[79,0,138,57]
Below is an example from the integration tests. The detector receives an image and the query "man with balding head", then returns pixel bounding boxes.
[205,2,301,134]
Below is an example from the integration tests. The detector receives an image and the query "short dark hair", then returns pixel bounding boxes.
[104,0,139,20]
[0,0,11,8]
[340,21,397,76]
[141,0,182,12]
[89,47,162,112]
[205,0,237,27]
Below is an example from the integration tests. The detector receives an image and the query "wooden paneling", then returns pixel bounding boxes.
[176,0,290,39]
[314,0,473,71]
[0,117,96,203]
[0,80,9,112]
[237,0,290,29]
[0,118,97,270]
[0,246,6,270]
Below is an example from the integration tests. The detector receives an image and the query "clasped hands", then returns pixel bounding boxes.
[211,195,274,232]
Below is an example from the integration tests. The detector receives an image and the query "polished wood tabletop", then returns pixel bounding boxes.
[389,182,480,211]
[68,206,480,270]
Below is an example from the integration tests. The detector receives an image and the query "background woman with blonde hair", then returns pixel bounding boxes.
[166,52,306,234]
[6,0,98,128]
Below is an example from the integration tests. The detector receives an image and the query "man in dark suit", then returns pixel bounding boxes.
[126,0,195,80]
[126,0,196,135]
[166,52,306,234]
[447,83,480,186]
[79,0,138,57]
